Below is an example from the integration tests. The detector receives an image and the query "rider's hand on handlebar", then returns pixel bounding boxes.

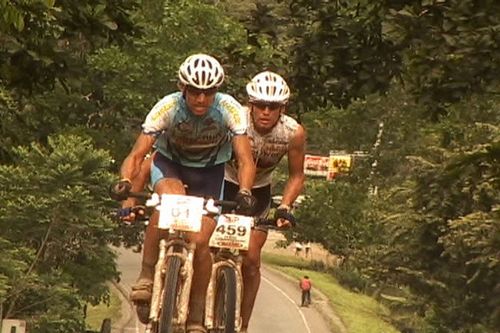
[109,179,132,201]
[275,205,296,229]
[234,189,257,216]
[117,205,146,224]
[276,218,291,229]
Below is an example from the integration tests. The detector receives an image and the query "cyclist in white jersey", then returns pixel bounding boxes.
[223,71,306,333]
[111,54,256,331]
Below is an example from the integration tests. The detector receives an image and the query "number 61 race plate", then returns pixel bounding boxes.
[209,214,253,250]
[158,194,204,232]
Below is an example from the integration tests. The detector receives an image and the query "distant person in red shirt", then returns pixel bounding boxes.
[300,275,312,306]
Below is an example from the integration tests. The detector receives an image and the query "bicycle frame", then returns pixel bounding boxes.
[136,193,233,333]
[145,230,196,333]
[148,234,196,324]
[203,214,279,333]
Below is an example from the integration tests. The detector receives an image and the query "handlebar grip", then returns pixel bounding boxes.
[127,192,152,199]
[255,218,277,227]
[213,200,238,209]
[254,209,297,228]
[276,209,297,227]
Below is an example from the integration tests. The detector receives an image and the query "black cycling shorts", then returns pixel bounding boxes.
[223,180,271,217]
[151,152,225,199]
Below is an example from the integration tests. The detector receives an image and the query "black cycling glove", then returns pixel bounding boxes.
[234,189,257,216]
[109,179,132,201]
[116,206,146,222]
[276,207,297,227]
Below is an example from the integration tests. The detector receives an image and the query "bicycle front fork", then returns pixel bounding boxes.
[204,255,244,331]
[147,239,196,327]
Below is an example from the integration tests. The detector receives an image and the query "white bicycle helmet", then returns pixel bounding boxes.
[178,54,225,89]
[246,71,290,104]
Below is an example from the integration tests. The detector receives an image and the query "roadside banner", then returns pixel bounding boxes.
[304,154,330,177]
[327,153,352,180]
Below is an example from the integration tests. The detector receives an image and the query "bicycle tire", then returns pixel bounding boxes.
[212,266,237,333]
[159,255,183,333]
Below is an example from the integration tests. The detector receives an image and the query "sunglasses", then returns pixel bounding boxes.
[251,101,283,110]
[185,85,218,96]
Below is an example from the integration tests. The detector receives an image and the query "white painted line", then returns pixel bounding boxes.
[261,276,312,333]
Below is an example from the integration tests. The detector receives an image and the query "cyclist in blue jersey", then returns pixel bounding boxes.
[111,54,256,330]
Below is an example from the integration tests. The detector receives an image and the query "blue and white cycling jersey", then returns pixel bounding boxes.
[142,92,247,167]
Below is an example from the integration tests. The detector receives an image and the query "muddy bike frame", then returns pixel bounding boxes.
[204,215,278,333]
[147,230,194,332]
[204,233,246,332]
[127,192,236,333]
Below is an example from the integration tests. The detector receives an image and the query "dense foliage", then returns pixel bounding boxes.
[0,135,117,332]
[1,0,499,332]
[284,1,500,331]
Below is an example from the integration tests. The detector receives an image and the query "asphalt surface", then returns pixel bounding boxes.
[112,246,338,333]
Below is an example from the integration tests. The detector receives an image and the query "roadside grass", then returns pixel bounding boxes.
[262,253,400,333]
[85,288,122,331]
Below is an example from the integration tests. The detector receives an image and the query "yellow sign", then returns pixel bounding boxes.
[327,154,352,180]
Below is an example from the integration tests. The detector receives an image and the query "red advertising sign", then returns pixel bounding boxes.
[304,154,330,177]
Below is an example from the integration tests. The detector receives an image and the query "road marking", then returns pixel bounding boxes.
[261,276,312,333]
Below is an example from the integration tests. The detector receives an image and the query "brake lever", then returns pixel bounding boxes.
[204,198,220,214]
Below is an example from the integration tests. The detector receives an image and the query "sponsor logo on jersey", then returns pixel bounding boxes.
[151,99,176,122]
[220,99,242,126]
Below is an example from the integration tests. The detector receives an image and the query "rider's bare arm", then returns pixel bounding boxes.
[120,133,156,183]
[132,154,153,192]
[232,134,256,193]
[280,124,306,208]
[121,153,153,209]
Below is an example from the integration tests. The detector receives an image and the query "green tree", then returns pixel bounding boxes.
[293,180,377,257]
[0,0,139,94]
[294,80,499,331]
[384,0,500,116]
[365,96,500,332]
[0,0,140,162]
[288,0,400,109]
[0,134,117,331]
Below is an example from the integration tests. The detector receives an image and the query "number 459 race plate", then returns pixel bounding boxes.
[209,214,253,250]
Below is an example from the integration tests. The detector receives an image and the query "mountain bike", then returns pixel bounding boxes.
[204,210,295,333]
[204,213,252,333]
[123,192,237,333]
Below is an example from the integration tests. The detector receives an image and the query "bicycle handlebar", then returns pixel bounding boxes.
[124,191,238,209]
[116,192,295,228]
[126,191,152,200]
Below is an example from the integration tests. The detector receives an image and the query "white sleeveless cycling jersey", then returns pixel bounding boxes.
[225,107,299,188]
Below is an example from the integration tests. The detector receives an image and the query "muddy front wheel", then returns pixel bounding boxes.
[159,256,182,333]
[211,266,237,333]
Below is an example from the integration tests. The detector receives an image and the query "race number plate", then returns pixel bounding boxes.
[209,214,253,250]
[158,194,204,232]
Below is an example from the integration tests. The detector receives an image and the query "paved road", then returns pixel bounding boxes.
[113,246,335,333]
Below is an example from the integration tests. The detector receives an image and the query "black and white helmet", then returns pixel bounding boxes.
[246,71,290,104]
[178,54,225,89]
